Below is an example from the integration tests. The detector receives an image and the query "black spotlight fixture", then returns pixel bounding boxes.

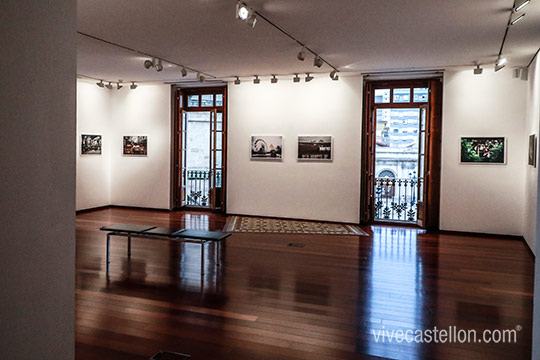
[155,59,163,72]
[130,82,138,89]
[297,47,305,61]
[293,74,300,83]
[144,59,153,69]
[234,76,241,85]
[116,82,123,90]
[253,75,260,84]
[305,73,314,82]
[330,69,339,80]
[96,80,105,88]
[105,82,113,90]
[271,75,278,84]
[181,67,187,77]
[198,73,205,83]
[313,56,323,68]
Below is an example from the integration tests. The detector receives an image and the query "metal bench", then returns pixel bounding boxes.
[100,224,231,276]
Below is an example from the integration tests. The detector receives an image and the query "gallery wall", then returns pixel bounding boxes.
[227,75,363,223]
[440,68,527,236]
[1,1,76,358]
[76,82,172,211]
[77,81,111,210]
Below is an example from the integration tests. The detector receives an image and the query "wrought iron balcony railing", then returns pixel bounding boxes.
[184,169,222,207]
[374,178,419,222]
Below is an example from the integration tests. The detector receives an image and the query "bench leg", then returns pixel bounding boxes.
[215,241,221,267]
[127,235,131,258]
[106,233,111,274]
[201,241,205,277]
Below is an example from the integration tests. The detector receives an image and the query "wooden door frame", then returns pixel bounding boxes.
[172,85,228,213]
[360,79,442,229]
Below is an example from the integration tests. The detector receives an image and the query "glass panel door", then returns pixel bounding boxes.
[209,110,224,210]
[417,105,428,226]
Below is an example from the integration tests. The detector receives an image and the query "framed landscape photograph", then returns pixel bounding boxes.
[81,134,102,155]
[123,135,148,156]
[297,136,333,161]
[460,137,506,164]
[251,135,283,159]
[529,134,537,167]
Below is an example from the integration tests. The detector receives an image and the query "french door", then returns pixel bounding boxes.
[174,87,227,212]
[361,79,442,229]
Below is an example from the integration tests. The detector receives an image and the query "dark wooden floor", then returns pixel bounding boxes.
[75,208,534,360]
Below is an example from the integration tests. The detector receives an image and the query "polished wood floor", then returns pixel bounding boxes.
[75,208,534,360]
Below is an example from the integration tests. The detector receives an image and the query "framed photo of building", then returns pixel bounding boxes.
[460,137,506,164]
[250,135,283,159]
[529,134,537,167]
[297,136,333,161]
[123,135,148,156]
[81,134,102,155]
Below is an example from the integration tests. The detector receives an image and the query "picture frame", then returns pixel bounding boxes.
[123,135,148,156]
[81,134,102,155]
[250,135,283,160]
[459,137,506,164]
[297,136,333,161]
[529,134,537,167]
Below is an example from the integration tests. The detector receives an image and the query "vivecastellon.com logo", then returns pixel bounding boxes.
[371,325,521,344]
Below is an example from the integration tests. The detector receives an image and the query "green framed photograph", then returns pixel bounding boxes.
[460,137,506,164]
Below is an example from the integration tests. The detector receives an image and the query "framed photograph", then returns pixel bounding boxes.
[250,135,283,159]
[529,134,537,167]
[460,137,506,164]
[297,136,333,161]
[81,134,102,155]
[123,135,147,156]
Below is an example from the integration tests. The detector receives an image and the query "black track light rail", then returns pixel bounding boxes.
[77,31,216,79]
[252,11,339,72]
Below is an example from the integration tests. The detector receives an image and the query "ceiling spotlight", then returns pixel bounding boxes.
[253,75,260,84]
[510,12,526,25]
[234,76,241,85]
[116,82,123,90]
[130,82,138,90]
[155,59,163,72]
[198,73,205,83]
[105,82,113,90]
[514,0,530,12]
[96,80,104,88]
[313,56,323,68]
[495,57,507,72]
[144,59,153,69]
[330,69,339,80]
[247,15,257,28]
[271,75,278,84]
[236,2,250,20]
[297,47,305,61]
[305,73,314,82]
[293,74,300,83]
[181,67,187,77]
[473,64,483,75]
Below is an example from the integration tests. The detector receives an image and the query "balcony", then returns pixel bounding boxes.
[374,178,419,222]
[184,170,222,207]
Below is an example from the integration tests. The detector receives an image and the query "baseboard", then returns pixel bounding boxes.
[76,205,172,214]
[225,212,362,227]
[438,229,524,241]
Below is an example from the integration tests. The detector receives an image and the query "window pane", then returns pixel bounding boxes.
[216,150,222,168]
[216,132,222,150]
[413,88,429,103]
[393,88,411,103]
[215,94,223,106]
[187,95,199,107]
[201,94,213,107]
[216,112,223,131]
[374,89,390,104]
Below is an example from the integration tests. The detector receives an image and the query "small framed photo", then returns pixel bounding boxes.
[460,137,506,164]
[529,134,537,167]
[297,136,333,161]
[81,134,102,155]
[250,135,283,160]
[123,136,147,156]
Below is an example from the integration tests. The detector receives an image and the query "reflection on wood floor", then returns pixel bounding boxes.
[75,208,534,360]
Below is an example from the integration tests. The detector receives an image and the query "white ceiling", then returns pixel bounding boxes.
[77,0,540,83]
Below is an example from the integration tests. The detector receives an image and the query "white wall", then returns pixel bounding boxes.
[76,81,111,210]
[529,54,540,360]
[227,75,363,223]
[0,1,75,359]
[525,58,540,253]
[110,84,172,209]
[440,69,527,236]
